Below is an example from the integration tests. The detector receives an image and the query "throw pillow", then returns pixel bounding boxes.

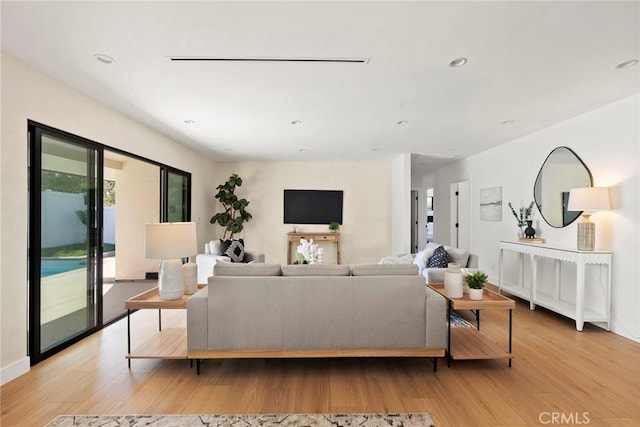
[413,249,428,274]
[444,246,470,268]
[220,239,245,263]
[426,245,449,268]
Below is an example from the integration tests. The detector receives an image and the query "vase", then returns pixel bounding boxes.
[469,288,484,300]
[518,227,524,239]
[444,263,464,298]
[525,220,536,238]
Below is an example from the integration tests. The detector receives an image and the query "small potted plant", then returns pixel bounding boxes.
[465,272,488,300]
[329,221,340,232]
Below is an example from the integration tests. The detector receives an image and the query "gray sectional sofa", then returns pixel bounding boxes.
[187,262,447,373]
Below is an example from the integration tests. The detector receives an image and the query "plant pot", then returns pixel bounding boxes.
[469,288,484,300]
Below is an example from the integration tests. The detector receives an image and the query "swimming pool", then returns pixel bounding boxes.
[41,258,86,277]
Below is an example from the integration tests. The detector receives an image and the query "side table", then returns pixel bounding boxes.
[124,285,204,367]
[428,284,515,367]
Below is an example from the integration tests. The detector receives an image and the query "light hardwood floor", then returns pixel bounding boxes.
[1,298,639,426]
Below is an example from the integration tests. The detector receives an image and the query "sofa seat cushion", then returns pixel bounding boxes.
[424,267,478,284]
[213,262,282,276]
[351,264,418,276]
[282,264,350,276]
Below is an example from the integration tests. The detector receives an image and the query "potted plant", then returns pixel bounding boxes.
[210,174,252,240]
[508,201,535,238]
[329,221,340,232]
[465,272,488,300]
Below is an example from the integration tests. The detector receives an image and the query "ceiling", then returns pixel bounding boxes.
[2,1,638,171]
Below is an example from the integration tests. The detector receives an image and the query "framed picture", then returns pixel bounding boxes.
[480,186,502,221]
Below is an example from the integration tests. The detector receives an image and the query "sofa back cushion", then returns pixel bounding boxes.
[444,246,470,268]
[281,264,350,276]
[213,262,282,276]
[351,264,418,276]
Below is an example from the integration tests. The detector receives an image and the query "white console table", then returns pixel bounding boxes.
[498,240,611,331]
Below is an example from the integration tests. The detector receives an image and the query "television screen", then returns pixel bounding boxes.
[284,190,343,225]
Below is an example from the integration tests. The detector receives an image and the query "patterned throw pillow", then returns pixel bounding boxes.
[220,239,245,263]
[426,245,449,268]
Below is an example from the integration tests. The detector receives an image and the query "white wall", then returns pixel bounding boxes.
[115,159,160,280]
[416,94,640,342]
[0,52,217,383]
[213,161,393,265]
[392,154,412,255]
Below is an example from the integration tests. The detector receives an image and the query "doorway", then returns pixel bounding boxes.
[28,122,192,364]
[450,180,470,250]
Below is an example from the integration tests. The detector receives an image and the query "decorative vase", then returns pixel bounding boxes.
[518,226,525,239]
[444,263,464,299]
[182,262,198,294]
[469,288,484,300]
[525,220,536,238]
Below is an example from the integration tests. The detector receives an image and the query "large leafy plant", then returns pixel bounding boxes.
[210,174,252,240]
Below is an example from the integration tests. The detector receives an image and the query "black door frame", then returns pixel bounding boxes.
[28,123,104,364]
[28,120,192,365]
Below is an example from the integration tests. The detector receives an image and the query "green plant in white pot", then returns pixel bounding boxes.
[210,174,252,239]
[210,174,252,262]
[466,272,488,300]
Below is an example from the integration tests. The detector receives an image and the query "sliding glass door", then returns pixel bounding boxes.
[29,126,102,363]
[28,122,192,364]
[161,168,191,223]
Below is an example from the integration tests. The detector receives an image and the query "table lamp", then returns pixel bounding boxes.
[567,187,610,251]
[145,222,198,300]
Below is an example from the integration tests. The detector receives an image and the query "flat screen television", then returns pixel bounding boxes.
[283,190,343,225]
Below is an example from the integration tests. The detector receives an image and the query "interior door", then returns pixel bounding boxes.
[29,126,102,364]
[450,180,470,250]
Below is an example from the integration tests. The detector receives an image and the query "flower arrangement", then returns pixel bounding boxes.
[508,201,535,228]
[295,238,318,264]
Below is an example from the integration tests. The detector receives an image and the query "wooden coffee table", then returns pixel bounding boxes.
[124,285,204,367]
[428,283,515,367]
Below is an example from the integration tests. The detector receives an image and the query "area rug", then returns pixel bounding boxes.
[450,311,474,328]
[46,413,435,426]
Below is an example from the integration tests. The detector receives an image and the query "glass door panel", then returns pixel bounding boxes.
[35,132,100,355]
[162,168,190,222]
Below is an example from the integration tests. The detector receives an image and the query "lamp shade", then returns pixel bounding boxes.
[145,222,198,259]
[567,187,610,212]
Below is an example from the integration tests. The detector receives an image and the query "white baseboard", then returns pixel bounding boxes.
[1,357,30,385]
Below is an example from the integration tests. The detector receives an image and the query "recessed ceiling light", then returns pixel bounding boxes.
[397,120,408,125]
[371,148,381,152]
[224,148,233,152]
[291,120,302,125]
[298,148,308,152]
[501,120,515,125]
[184,119,195,124]
[616,59,639,69]
[94,54,115,64]
[449,57,468,68]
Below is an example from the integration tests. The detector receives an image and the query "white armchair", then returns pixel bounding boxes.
[196,249,265,284]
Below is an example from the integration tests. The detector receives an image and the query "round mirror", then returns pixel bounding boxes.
[534,147,592,228]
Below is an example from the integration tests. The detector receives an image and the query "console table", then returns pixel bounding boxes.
[498,240,611,331]
[287,232,340,264]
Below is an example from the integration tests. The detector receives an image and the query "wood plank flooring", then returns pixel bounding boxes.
[1,298,639,426]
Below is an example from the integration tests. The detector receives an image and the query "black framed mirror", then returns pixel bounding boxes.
[534,146,593,228]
